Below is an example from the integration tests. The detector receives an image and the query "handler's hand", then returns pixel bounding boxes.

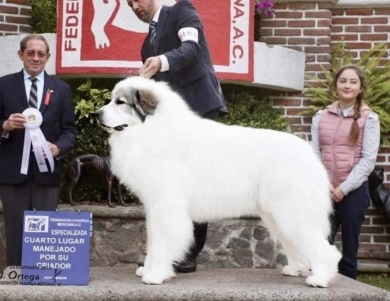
[3,113,26,131]
[331,186,344,203]
[139,57,161,78]
[47,142,60,157]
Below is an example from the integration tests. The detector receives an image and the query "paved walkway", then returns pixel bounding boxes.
[1,267,390,301]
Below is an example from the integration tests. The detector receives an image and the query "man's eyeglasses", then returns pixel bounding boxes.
[25,50,48,58]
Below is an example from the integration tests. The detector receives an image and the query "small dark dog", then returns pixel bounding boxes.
[368,166,390,221]
[65,154,127,208]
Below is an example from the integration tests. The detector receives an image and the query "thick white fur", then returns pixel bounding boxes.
[98,77,341,287]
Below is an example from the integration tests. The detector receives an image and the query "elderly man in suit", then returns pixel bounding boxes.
[127,0,226,273]
[0,34,77,267]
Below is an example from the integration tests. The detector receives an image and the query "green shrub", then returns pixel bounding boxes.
[219,90,290,132]
[28,0,57,33]
[303,42,390,145]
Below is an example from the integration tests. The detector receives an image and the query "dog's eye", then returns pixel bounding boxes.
[116,99,126,105]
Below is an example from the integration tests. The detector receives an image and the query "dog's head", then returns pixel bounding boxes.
[95,76,159,133]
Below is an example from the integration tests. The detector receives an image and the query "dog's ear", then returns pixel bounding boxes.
[136,89,158,115]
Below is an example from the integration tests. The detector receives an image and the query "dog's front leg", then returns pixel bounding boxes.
[141,200,193,285]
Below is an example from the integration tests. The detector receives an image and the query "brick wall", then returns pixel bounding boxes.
[0,0,31,36]
[259,1,333,140]
[260,1,390,261]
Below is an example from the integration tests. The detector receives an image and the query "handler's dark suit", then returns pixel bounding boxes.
[141,0,225,116]
[0,70,77,266]
[140,0,226,272]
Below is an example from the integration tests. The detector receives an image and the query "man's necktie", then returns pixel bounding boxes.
[149,21,157,52]
[29,77,38,109]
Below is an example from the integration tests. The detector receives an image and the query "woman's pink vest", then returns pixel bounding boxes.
[319,101,371,187]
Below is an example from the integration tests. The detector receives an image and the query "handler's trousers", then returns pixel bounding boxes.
[0,173,58,267]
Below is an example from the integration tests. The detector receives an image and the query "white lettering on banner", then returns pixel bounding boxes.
[51,229,88,235]
[33,246,77,252]
[178,27,199,43]
[58,238,85,244]
[50,218,90,223]
[36,262,72,270]
[25,237,57,244]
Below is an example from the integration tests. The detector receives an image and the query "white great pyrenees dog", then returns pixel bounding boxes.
[96,76,341,287]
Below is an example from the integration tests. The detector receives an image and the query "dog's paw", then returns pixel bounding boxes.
[282,265,303,277]
[142,273,166,285]
[141,267,176,285]
[136,266,145,277]
[305,275,329,288]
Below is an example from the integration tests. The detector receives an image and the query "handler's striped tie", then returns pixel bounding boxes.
[149,21,157,52]
[29,77,38,109]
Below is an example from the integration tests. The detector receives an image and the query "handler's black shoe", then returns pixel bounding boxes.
[137,258,197,274]
[173,258,197,273]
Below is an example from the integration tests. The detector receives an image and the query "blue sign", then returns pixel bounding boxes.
[21,210,92,285]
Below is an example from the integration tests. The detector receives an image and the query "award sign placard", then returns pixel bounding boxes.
[21,210,92,285]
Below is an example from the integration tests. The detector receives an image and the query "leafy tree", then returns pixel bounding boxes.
[29,0,57,33]
[220,91,290,132]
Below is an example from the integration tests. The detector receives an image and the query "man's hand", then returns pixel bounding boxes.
[47,142,60,157]
[3,113,26,132]
[331,186,344,203]
[139,57,161,78]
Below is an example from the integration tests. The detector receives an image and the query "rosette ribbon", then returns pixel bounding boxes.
[20,108,54,175]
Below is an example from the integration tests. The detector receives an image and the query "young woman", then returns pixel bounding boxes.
[310,65,380,279]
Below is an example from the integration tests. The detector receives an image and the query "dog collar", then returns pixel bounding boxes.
[99,123,128,132]
[113,124,128,131]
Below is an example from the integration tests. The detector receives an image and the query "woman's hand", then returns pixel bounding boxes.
[331,186,344,203]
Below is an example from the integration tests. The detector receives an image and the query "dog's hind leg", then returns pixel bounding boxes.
[261,214,310,277]
[141,196,193,285]
[280,241,310,277]
[271,214,340,288]
[303,237,341,288]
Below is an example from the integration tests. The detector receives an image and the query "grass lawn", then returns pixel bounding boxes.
[358,273,390,291]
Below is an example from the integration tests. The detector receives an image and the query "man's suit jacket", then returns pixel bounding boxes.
[0,70,77,186]
[141,0,226,116]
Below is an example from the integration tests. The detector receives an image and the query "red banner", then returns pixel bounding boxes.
[56,0,254,81]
